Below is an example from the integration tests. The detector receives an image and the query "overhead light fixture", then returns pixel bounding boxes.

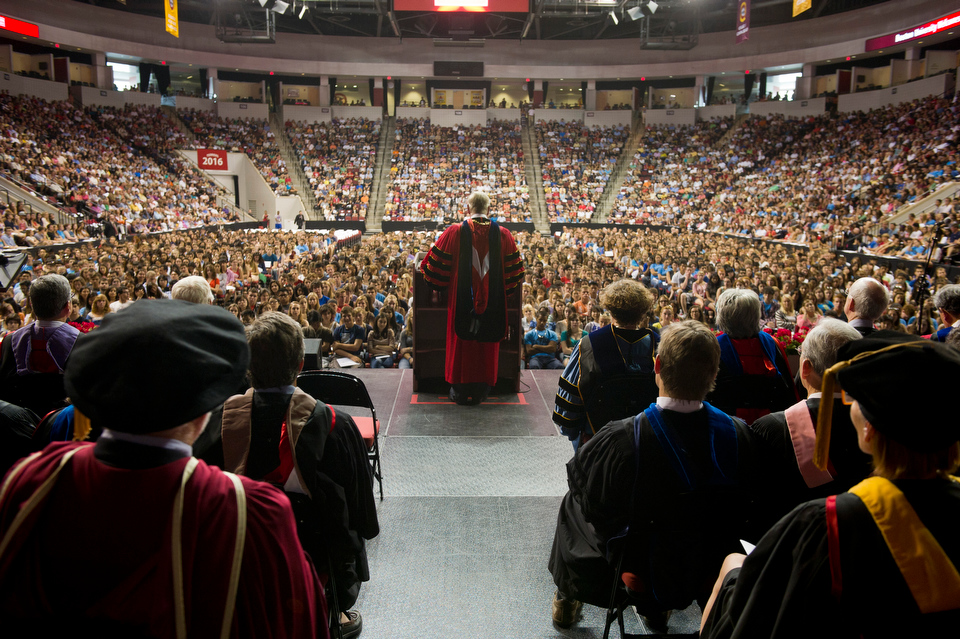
[634,0,657,17]
[271,0,290,14]
[299,4,307,18]
[258,0,269,6]
[609,10,619,25]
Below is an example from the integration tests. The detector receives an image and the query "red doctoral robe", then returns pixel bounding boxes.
[420,218,524,385]
[0,441,327,638]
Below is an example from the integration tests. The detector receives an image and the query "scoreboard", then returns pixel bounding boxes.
[393,0,528,12]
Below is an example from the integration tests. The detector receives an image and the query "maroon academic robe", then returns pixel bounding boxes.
[0,441,328,638]
[420,218,524,385]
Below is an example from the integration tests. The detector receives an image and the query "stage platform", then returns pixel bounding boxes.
[329,369,701,638]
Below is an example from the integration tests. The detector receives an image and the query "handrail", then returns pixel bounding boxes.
[0,173,74,225]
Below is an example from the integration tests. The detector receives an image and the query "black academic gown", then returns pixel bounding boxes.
[222,391,379,610]
[701,478,960,639]
[0,400,39,477]
[548,406,759,609]
[749,397,874,537]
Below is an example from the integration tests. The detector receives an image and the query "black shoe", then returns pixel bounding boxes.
[338,610,362,639]
[640,609,671,632]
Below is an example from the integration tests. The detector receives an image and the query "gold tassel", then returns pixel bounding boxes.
[814,364,842,470]
[73,407,92,442]
[814,341,926,471]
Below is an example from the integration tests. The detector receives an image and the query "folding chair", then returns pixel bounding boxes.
[296,370,384,501]
[602,488,751,639]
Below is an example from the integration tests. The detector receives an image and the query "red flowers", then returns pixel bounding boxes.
[763,325,810,353]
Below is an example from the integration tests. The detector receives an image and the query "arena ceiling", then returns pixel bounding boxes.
[73,0,892,41]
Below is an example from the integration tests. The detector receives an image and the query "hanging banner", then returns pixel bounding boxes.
[165,0,180,38]
[793,0,812,17]
[735,0,750,44]
[197,149,228,171]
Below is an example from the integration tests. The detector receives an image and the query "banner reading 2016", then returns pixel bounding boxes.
[197,149,228,171]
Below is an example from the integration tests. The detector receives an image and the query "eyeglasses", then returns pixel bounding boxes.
[840,389,855,406]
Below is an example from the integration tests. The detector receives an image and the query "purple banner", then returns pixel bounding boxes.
[736,0,750,44]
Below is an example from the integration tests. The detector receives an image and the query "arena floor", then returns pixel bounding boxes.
[340,369,701,638]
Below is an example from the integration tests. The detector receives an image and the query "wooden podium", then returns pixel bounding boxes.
[413,270,522,392]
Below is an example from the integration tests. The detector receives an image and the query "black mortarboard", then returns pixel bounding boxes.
[65,300,250,434]
[814,332,960,465]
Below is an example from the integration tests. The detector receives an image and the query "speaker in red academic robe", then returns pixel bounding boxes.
[420,191,525,405]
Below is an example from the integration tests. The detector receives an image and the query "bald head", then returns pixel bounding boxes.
[844,277,888,323]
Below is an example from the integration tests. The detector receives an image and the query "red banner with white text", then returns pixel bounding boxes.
[197,149,228,171]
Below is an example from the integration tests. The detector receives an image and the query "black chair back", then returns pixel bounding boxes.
[296,370,383,500]
[297,370,376,417]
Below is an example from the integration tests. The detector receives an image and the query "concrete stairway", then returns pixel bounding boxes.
[366,115,396,232]
[270,112,317,217]
[521,115,549,233]
[715,112,748,148]
[595,120,645,222]
[162,105,196,143]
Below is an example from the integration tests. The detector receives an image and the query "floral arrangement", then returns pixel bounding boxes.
[763,326,810,354]
[68,320,98,334]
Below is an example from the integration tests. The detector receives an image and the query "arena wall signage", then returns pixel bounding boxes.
[198,149,228,171]
[0,15,39,39]
[865,9,960,52]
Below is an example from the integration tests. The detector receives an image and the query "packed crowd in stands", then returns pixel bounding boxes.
[0,95,235,239]
[383,118,531,223]
[3,87,952,254]
[286,118,380,221]
[180,109,295,196]
[95,104,190,155]
[536,120,629,222]
[610,117,733,224]
[611,97,960,264]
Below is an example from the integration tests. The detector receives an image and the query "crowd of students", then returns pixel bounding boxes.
[0,96,238,236]
[536,120,629,223]
[1,89,958,347]
[3,211,957,372]
[180,108,294,196]
[287,117,379,221]
[613,97,960,263]
[383,118,531,223]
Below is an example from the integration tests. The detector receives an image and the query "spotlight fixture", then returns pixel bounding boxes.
[271,0,290,14]
[609,10,619,25]
[258,0,269,7]
[626,6,642,20]
[642,1,657,16]
[299,3,307,18]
